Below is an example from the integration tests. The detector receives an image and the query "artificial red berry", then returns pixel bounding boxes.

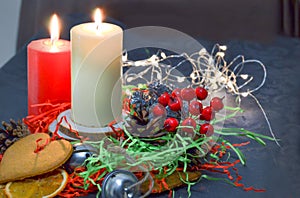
[210,97,224,111]
[200,106,215,121]
[172,88,181,98]
[200,123,214,137]
[164,118,179,132]
[181,117,197,133]
[158,92,170,107]
[195,87,208,100]
[181,87,196,101]
[168,96,181,111]
[189,100,203,116]
[152,104,166,117]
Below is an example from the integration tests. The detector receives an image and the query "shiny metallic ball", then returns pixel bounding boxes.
[64,143,98,173]
[102,170,139,198]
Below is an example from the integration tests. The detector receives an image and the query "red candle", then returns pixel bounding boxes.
[27,14,70,115]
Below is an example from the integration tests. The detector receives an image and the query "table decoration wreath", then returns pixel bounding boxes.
[0,44,278,198]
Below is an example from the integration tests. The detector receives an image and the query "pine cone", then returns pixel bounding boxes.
[148,81,172,96]
[0,119,30,154]
[126,82,179,139]
[125,115,166,138]
[126,86,164,138]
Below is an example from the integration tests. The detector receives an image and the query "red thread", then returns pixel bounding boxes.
[50,116,65,140]
[168,190,173,197]
[161,178,170,190]
[59,167,106,197]
[34,138,50,153]
[198,142,266,193]
[23,102,70,133]
[62,116,83,140]
[230,141,250,147]
[232,166,265,192]
[108,120,125,140]
[123,97,131,114]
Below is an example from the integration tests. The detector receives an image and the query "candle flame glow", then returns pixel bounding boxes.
[94,8,102,31]
[50,14,60,44]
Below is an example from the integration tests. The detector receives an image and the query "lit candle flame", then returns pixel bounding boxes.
[94,8,102,31]
[50,14,60,45]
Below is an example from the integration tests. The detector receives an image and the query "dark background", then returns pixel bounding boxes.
[17,0,300,49]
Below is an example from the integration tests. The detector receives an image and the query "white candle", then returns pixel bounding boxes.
[71,8,123,127]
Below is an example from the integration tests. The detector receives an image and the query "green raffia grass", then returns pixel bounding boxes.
[76,104,276,197]
[211,106,244,125]
[214,128,278,146]
[201,174,236,186]
[221,138,246,165]
[177,171,194,197]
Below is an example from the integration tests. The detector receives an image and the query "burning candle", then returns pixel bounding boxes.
[71,8,123,127]
[27,14,71,115]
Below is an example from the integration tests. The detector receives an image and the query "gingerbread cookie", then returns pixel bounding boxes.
[0,133,72,184]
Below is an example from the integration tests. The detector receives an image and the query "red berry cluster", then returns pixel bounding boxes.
[152,86,224,137]
[152,88,182,117]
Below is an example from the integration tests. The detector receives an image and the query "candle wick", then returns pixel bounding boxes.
[50,37,58,47]
[96,24,101,32]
